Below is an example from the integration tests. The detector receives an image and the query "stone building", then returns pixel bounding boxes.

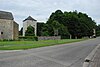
[0,11,19,40]
[23,16,37,36]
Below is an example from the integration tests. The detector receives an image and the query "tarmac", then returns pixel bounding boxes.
[89,46,100,67]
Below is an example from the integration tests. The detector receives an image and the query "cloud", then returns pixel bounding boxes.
[0,0,100,29]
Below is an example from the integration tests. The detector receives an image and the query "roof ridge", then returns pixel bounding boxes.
[23,16,37,22]
[0,11,14,20]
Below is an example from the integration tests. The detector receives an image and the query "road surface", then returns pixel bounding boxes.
[0,38,100,67]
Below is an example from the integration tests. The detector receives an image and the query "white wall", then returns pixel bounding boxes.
[23,20,37,36]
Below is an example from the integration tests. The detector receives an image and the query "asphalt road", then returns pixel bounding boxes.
[0,38,100,67]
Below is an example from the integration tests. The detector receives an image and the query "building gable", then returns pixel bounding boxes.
[23,16,37,22]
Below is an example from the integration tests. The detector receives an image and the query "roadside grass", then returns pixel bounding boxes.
[0,39,86,50]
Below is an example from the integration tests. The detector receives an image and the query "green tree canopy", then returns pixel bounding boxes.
[25,25,35,36]
[19,27,23,36]
[96,25,100,36]
[46,10,97,38]
[51,20,61,36]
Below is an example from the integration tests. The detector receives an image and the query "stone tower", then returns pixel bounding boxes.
[0,11,19,40]
[23,16,37,36]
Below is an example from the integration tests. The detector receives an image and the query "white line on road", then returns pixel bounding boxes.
[0,50,22,53]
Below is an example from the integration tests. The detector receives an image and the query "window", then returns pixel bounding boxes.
[1,32,3,34]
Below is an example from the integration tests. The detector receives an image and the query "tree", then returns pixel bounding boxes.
[96,25,100,36]
[59,24,70,38]
[19,27,23,35]
[25,25,35,36]
[64,11,82,38]
[78,12,96,37]
[51,20,60,36]
[63,11,96,38]
[37,23,45,36]
[46,10,68,36]
[47,10,64,25]
[41,24,50,36]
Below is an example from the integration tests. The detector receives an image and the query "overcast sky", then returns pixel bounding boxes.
[0,0,100,29]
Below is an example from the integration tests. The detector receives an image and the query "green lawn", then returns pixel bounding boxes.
[0,39,86,50]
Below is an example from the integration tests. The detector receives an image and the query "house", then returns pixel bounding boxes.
[23,16,37,36]
[0,11,19,40]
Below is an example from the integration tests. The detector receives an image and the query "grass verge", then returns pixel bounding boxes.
[0,39,86,50]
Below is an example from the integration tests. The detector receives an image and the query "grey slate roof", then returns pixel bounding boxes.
[23,16,37,22]
[0,11,14,20]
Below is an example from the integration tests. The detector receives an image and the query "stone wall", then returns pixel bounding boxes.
[0,19,19,40]
[0,19,13,39]
[38,36,61,40]
[13,21,19,40]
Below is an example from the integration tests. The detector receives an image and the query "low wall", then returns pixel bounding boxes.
[38,36,61,40]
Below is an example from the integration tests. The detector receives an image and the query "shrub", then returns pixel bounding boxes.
[19,36,38,41]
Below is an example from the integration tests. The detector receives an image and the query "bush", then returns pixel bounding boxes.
[61,35,70,39]
[19,36,38,41]
[0,39,15,41]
